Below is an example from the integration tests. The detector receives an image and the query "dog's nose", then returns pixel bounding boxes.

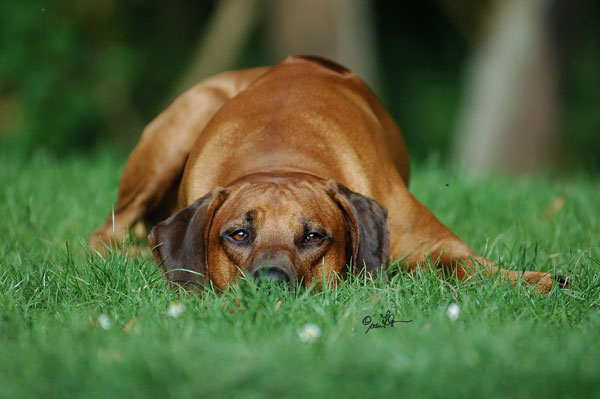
[250,252,296,283]
[251,267,291,283]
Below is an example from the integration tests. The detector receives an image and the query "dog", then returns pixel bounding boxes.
[89,55,567,293]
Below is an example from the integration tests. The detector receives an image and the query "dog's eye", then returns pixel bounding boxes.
[304,232,324,244]
[229,230,249,242]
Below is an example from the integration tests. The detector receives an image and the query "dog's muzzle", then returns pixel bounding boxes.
[250,252,295,283]
[251,267,291,282]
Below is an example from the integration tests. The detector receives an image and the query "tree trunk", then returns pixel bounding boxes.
[452,0,559,174]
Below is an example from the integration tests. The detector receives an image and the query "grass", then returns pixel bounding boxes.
[1,146,599,398]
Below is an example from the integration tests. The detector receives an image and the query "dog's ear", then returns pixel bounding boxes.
[148,188,228,286]
[325,181,389,275]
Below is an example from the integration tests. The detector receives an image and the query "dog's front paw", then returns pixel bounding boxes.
[553,274,570,289]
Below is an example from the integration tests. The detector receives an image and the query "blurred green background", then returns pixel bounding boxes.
[1,0,599,173]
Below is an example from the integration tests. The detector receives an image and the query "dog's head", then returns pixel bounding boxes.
[148,179,388,289]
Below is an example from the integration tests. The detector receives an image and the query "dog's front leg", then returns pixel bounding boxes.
[388,191,567,294]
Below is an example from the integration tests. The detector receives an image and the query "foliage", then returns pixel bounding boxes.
[0,0,215,153]
[1,2,599,168]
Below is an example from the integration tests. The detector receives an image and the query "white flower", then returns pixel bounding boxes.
[98,314,111,330]
[168,301,186,318]
[298,323,321,343]
[446,303,460,321]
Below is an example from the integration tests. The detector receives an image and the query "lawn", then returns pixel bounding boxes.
[1,146,599,398]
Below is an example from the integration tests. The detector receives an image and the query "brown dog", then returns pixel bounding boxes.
[90,55,566,293]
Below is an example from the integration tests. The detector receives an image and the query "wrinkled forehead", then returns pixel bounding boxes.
[217,182,338,223]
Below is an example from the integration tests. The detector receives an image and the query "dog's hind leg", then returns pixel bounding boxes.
[89,67,270,251]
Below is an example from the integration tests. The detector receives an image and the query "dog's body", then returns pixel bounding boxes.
[90,56,563,293]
